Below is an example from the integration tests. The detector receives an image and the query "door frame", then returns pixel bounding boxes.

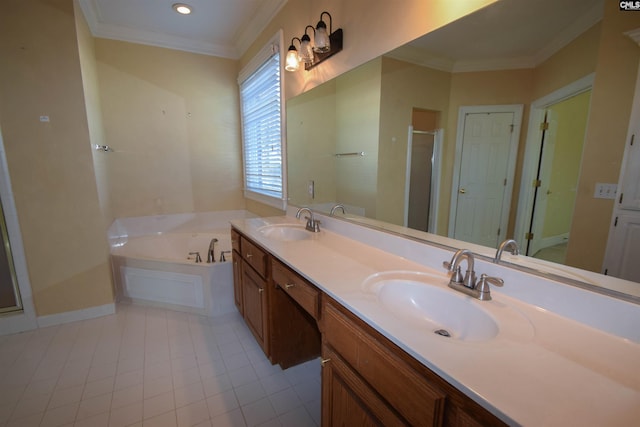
[514,73,594,250]
[403,126,442,233]
[448,105,523,244]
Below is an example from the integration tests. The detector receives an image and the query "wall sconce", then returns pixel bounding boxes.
[286,11,343,72]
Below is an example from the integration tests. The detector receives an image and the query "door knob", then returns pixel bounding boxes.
[459,188,466,194]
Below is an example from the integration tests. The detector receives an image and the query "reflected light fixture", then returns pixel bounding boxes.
[285,37,302,72]
[299,26,315,66]
[172,3,192,15]
[285,10,343,72]
[313,12,331,53]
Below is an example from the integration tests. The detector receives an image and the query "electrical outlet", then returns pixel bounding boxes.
[307,180,315,198]
[593,183,617,199]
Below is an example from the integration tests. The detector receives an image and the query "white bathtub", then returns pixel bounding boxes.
[111,231,235,316]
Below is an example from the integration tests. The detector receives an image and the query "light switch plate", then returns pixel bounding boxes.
[594,183,617,199]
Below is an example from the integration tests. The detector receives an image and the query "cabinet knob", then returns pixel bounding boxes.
[246,253,253,259]
[321,358,331,367]
[258,288,264,294]
[284,283,295,289]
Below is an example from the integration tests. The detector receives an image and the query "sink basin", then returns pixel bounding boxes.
[362,271,499,342]
[258,224,311,241]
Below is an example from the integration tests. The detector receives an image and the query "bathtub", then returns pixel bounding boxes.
[111,230,235,317]
[109,211,257,316]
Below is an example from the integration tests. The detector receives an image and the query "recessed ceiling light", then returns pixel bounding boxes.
[172,3,192,15]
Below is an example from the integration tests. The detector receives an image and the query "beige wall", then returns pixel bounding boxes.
[94,39,244,218]
[377,57,452,225]
[0,0,113,316]
[566,5,640,271]
[241,0,496,101]
[287,80,338,205]
[335,59,381,217]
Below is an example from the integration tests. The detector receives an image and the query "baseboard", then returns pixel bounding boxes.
[36,302,116,328]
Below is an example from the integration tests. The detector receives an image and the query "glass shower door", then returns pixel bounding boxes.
[0,198,22,313]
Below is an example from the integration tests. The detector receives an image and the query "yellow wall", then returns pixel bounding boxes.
[0,0,113,316]
[542,91,591,238]
[94,39,245,218]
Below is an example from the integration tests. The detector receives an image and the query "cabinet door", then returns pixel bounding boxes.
[242,261,268,354]
[232,250,243,315]
[322,346,404,427]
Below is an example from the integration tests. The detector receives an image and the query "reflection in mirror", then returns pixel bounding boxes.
[286,0,640,299]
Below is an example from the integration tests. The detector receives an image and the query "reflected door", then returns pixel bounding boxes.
[453,112,514,247]
[407,130,435,232]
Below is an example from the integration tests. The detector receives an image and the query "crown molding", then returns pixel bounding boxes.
[626,28,640,46]
[77,0,287,58]
[235,0,289,57]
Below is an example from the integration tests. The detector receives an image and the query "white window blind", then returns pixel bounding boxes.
[239,33,285,208]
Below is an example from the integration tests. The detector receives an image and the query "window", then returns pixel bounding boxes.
[239,31,286,209]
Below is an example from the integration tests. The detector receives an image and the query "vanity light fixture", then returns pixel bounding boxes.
[286,11,343,72]
[172,3,192,15]
[285,37,302,72]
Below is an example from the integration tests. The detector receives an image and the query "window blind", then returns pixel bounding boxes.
[239,49,284,205]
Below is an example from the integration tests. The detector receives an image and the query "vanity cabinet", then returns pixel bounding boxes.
[231,229,243,315]
[321,297,506,427]
[235,231,270,356]
[231,226,505,426]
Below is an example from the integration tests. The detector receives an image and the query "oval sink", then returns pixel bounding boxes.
[362,271,498,342]
[258,224,311,241]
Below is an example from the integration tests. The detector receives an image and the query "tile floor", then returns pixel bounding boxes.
[0,303,321,427]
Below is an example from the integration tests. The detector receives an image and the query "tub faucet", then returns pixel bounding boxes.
[494,239,519,264]
[219,251,231,262]
[330,204,346,216]
[207,238,218,263]
[296,207,321,232]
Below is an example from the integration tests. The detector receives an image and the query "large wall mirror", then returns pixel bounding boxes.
[287,0,640,301]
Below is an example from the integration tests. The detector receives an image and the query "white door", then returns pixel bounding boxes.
[452,111,517,247]
[528,109,558,256]
[604,214,640,282]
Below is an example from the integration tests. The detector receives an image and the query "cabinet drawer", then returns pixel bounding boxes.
[241,236,268,278]
[323,300,445,426]
[272,259,320,320]
[231,228,241,253]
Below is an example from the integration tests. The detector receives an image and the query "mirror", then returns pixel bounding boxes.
[287,0,640,301]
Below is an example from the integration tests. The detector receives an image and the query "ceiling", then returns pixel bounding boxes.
[78,0,605,69]
[391,0,605,72]
[77,0,288,58]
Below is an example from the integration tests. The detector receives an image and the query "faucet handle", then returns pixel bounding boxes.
[476,274,504,301]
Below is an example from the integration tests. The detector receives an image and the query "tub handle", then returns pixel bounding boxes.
[188,252,202,263]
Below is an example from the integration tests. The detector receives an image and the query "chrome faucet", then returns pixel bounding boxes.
[207,238,218,263]
[330,204,346,216]
[296,207,321,232]
[443,249,476,288]
[494,239,519,264]
[443,249,504,301]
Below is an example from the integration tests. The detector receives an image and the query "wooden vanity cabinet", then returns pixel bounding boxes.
[235,230,270,357]
[270,258,321,369]
[231,229,243,315]
[321,297,506,427]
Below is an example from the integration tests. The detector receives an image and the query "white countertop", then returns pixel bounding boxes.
[231,215,640,426]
